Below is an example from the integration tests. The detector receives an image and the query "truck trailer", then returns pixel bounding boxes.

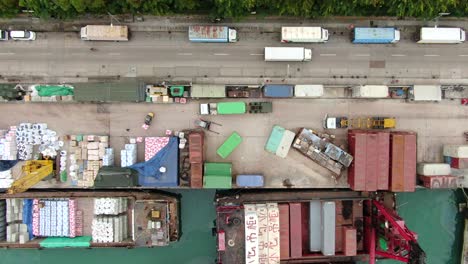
[352,27,400,44]
[200,102,247,115]
[190,84,226,98]
[281,27,329,43]
[417,27,466,44]
[80,25,129,41]
[264,47,312,62]
[188,25,237,43]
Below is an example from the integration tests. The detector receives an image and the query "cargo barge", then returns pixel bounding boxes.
[0,190,179,248]
[214,190,424,264]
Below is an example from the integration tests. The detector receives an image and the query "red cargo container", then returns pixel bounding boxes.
[190,163,203,188]
[348,130,390,191]
[289,203,303,258]
[418,175,458,189]
[189,131,204,163]
[390,132,416,192]
[279,203,290,259]
[451,157,468,169]
[343,227,357,256]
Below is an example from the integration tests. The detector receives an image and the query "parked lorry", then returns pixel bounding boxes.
[263,84,294,98]
[324,115,396,129]
[323,115,349,129]
[80,25,128,41]
[190,84,226,98]
[200,102,246,115]
[408,85,442,101]
[294,84,324,97]
[281,27,329,43]
[188,26,237,43]
[264,47,312,62]
[417,27,466,44]
[352,85,389,98]
[352,27,400,44]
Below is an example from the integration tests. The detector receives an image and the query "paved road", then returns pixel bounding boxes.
[1,99,466,188]
[0,31,467,84]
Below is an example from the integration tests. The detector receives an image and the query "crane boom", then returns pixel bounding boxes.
[7,160,53,194]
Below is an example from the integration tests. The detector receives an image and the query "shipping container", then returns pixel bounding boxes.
[390,132,417,192]
[408,85,442,101]
[451,158,468,169]
[278,203,290,259]
[417,27,466,44]
[343,227,357,256]
[244,204,259,264]
[0,191,179,248]
[309,201,321,252]
[294,85,324,97]
[281,27,329,43]
[190,84,226,98]
[443,145,468,158]
[352,27,400,44]
[74,81,145,102]
[203,163,232,189]
[418,175,458,189]
[321,201,336,256]
[236,175,264,188]
[276,130,295,158]
[289,203,303,258]
[265,125,285,154]
[189,131,204,164]
[190,163,203,188]
[416,163,451,176]
[263,84,294,98]
[264,47,312,62]
[217,132,242,159]
[351,85,389,98]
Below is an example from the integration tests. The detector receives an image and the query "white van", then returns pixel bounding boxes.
[10,30,36,41]
[417,27,465,44]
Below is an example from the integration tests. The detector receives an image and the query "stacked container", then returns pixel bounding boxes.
[348,130,416,192]
[444,145,468,187]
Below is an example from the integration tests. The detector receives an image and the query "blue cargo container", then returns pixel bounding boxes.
[236,174,264,187]
[188,26,237,43]
[263,84,294,98]
[353,27,400,44]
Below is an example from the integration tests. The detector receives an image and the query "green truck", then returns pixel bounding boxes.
[200,102,246,115]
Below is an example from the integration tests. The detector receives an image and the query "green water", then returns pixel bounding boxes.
[1,189,463,264]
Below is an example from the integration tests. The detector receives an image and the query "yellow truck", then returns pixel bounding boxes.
[324,115,396,129]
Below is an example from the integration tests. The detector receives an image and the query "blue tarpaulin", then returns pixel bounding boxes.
[0,160,18,171]
[130,137,179,187]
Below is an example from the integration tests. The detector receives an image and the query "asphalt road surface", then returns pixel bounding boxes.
[0,99,466,188]
[0,31,467,83]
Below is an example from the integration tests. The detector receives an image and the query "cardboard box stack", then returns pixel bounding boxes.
[102,148,115,166]
[6,199,29,243]
[0,128,17,160]
[68,135,109,187]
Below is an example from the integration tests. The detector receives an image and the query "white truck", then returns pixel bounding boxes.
[417,27,466,44]
[281,27,329,43]
[80,25,129,41]
[408,85,442,101]
[264,47,312,62]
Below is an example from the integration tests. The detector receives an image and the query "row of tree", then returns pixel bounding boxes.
[0,0,467,19]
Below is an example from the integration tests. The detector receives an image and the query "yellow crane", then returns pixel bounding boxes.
[7,160,54,194]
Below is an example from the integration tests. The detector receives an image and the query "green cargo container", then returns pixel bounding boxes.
[217,102,246,115]
[265,125,285,154]
[190,84,226,98]
[94,167,139,187]
[217,132,242,159]
[74,80,145,102]
[203,162,232,188]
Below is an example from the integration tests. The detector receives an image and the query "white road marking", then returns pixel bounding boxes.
[108,52,120,56]
[391,54,406,57]
[177,53,192,56]
[0,52,14,55]
[250,53,263,56]
[424,54,440,57]
[320,54,336,56]
[459,54,468,57]
[355,54,370,57]
[214,53,229,56]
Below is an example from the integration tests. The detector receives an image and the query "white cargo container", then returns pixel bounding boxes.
[264,47,312,62]
[281,27,329,43]
[294,85,324,97]
[408,85,442,101]
[351,85,389,98]
[80,25,128,41]
[417,163,451,176]
[321,201,335,256]
[444,145,468,158]
[417,27,466,44]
